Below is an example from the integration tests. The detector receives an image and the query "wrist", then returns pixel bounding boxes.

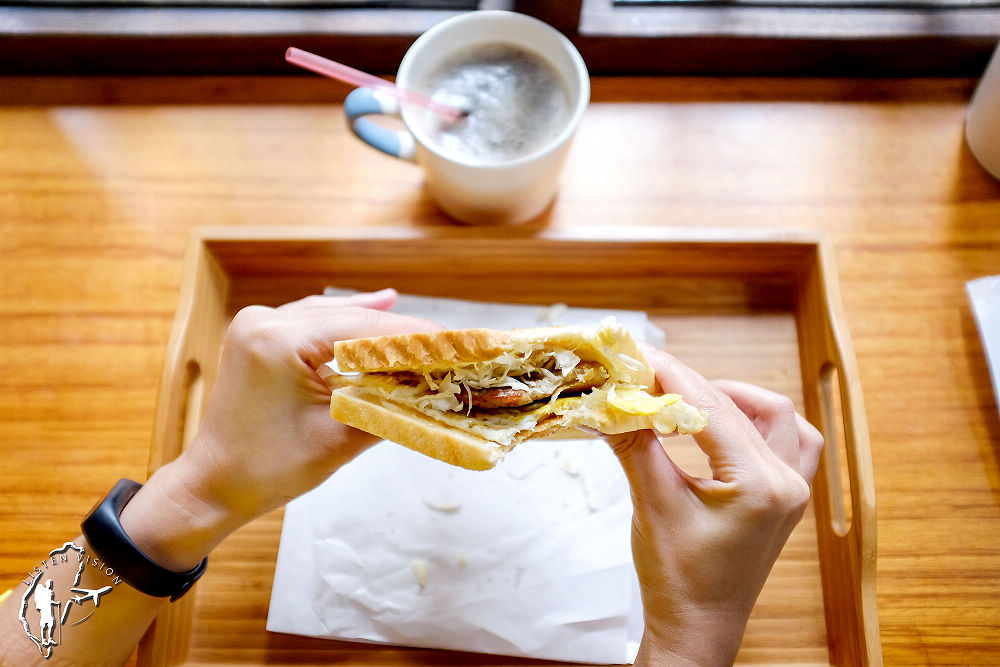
[118,455,246,572]
[639,612,746,667]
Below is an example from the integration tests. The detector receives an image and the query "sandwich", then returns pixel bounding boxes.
[323,318,707,470]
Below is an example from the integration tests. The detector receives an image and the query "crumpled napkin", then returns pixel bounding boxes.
[266,291,659,663]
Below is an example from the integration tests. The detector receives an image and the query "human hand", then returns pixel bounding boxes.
[120,289,440,570]
[606,349,824,667]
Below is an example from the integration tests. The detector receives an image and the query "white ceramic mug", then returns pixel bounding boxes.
[344,10,590,225]
[967,42,1000,180]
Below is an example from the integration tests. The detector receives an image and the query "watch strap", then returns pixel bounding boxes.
[81,478,208,601]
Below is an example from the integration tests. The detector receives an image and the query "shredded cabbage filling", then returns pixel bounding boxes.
[371,348,588,415]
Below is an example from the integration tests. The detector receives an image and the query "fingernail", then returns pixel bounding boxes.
[356,288,397,302]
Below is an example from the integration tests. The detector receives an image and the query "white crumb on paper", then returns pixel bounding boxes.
[421,477,462,513]
[411,559,429,592]
[423,498,462,513]
[503,457,545,481]
[562,457,582,477]
[558,447,606,513]
[580,473,601,513]
[457,553,467,569]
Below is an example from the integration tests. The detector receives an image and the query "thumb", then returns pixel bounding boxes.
[323,288,399,311]
[278,288,400,312]
[606,429,686,503]
[282,306,443,371]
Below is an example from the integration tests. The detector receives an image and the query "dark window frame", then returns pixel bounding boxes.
[0,0,997,75]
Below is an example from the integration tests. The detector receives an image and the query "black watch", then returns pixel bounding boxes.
[81,478,208,601]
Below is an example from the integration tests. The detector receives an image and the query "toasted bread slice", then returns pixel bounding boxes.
[332,322,654,387]
[333,328,509,373]
[330,387,508,470]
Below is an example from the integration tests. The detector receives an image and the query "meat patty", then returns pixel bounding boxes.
[461,361,608,409]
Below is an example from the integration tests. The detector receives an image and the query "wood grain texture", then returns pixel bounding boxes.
[1,76,998,665]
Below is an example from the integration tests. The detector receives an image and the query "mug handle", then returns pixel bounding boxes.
[344,88,417,162]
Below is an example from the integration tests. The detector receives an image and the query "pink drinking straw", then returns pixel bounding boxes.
[285,47,466,122]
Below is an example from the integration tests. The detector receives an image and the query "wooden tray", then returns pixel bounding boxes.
[138,226,880,667]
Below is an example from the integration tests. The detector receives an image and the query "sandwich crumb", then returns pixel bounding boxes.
[422,498,462,513]
[580,472,601,513]
[504,459,543,481]
[411,559,429,591]
[562,457,582,476]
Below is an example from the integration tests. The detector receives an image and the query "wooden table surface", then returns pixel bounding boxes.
[1,76,998,665]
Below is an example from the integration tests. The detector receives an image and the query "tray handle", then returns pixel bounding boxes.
[799,239,882,667]
[139,233,229,666]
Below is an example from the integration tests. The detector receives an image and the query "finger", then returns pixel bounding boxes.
[303,408,383,463]
[711,379,801,473]
[605,429,687,504]
[279,289,399,312]
[796,412,824,485]
[645,348,766,483]
[291,306,444,370]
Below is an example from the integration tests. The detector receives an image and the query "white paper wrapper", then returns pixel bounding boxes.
[968,275,1000,421]
[266,292,658,663]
